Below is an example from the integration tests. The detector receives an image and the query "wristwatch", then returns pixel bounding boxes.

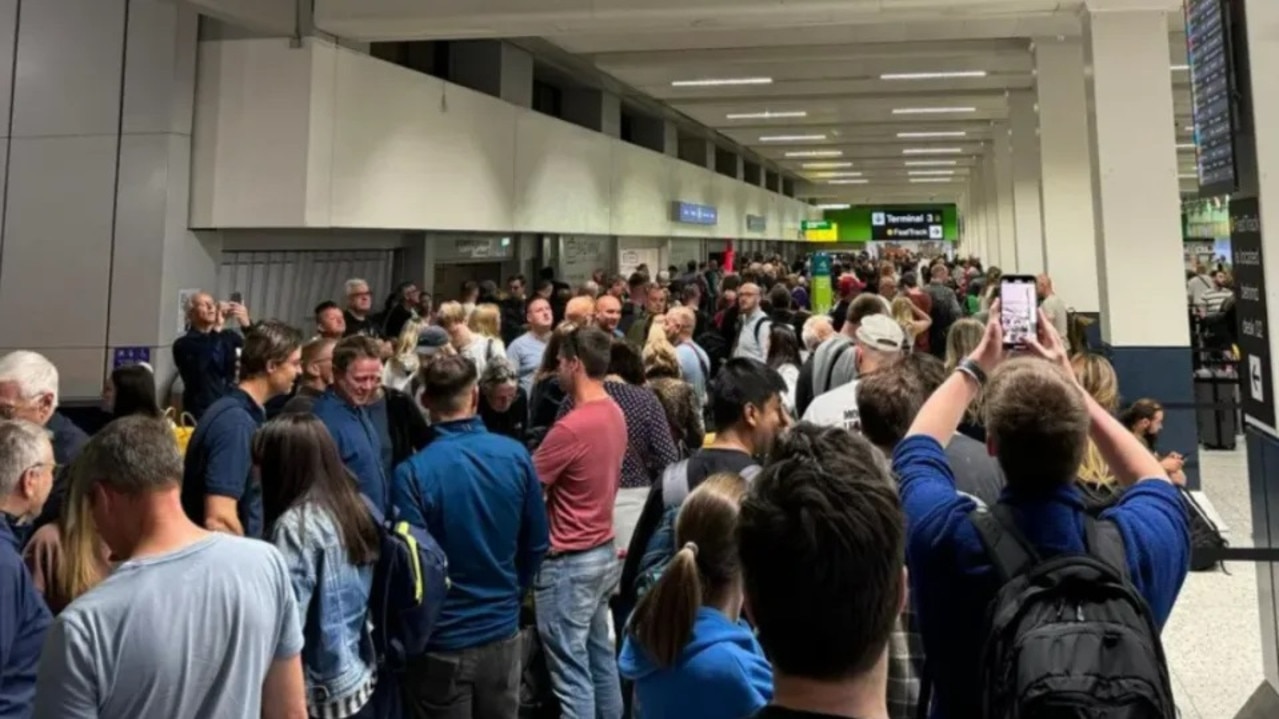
[955,357,987,386]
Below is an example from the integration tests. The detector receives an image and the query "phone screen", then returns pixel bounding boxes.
[1000,276,1038,346]
[230,291,243,305]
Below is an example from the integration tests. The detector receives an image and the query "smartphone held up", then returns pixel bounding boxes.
[999,275,1038,348]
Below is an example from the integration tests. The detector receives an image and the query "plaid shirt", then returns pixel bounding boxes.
[889,605,925,719]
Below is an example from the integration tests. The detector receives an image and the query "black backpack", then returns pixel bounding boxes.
[970,505,1176,719]
[1179,486,1228,572]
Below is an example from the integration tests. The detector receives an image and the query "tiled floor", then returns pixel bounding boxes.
[1163,444,1265,719]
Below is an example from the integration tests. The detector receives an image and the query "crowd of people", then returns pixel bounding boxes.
[0,248,1196,719]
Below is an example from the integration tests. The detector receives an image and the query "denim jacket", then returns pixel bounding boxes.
[271,502,376,707]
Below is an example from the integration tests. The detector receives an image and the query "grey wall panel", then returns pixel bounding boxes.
[123,1,197,135]
[0,0,17,138]
[12,0,125,138]
[0,135,117,346]
[109,133,171,348]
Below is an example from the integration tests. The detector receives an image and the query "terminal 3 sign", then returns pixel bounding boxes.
[870,209,945,241]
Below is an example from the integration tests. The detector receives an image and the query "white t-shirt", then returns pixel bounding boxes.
[461,336,505,377]
[801,380,861,431]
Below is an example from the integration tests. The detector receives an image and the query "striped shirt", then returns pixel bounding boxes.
[1203,288,1233,316]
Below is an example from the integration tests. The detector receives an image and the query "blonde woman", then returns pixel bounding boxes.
[468,303,505,352]
[382,318,427,392]
[643,318,704,454]
[945,318,988,441]
[891,297,932,350]
[440,301,503,376]
[23,456,111,615]
[619,473,771,719]
[1072,353,1121,491]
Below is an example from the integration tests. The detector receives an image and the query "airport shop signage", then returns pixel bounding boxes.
[1230,196,1275,430]
[870,209,945,241]
[672,202,718,226]
[745,214,767,233]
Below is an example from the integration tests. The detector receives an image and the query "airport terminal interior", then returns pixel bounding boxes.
[4,0,1279,717]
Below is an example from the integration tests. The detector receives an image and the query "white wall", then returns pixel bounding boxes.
[191,37,817,239]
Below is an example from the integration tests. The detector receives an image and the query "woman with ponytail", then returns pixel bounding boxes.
[618,472,772,719]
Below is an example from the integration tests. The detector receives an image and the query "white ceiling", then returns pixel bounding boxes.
[312,0,1198,204]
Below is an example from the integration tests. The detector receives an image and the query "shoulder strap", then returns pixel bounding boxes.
[1084,516,1129,581]
[660,459,692,507]
[739,464,763,481]
[968,504,1039,584]
[821,341,853,395]
[752,317,771,346]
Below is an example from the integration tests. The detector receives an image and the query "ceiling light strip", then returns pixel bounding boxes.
[904,160,959,167]
[816,203,851,210]
[908,170,956,176]
[760,134,827,142]
[881,71,988,80]
[897,131,968,139]
[785,150,843,158]
[828,179,869,185]
[801,161,853,169]
[892,107,977,115]
[672,77,773,87]
[902,148,964,155]
[726,110,808,120]
[910,178,953,183]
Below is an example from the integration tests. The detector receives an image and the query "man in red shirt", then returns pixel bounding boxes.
[532,325,627,719]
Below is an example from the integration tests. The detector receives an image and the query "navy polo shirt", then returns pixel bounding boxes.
[892,435,1190,719]
[0,516,49,717]
[312,390,390,514]
[181,389,266,538]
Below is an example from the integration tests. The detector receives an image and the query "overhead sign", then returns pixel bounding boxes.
[1231,196,1274,431]
[673,202,718,226]
[1185,0,1237,195]
[802,220,838,242]
[870,208,946,241]
[745,214,767,233]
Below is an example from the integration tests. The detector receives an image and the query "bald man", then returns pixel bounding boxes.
[564,295,597,327]
[733,282,772,362]
[596,295,624,338]
[1037,274,1071,352]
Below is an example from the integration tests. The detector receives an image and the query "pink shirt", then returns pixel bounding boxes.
[533,397,627,553]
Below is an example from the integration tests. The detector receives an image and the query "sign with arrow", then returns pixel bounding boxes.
[1231,197,1275,431]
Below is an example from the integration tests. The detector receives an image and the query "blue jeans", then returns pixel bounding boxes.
[534,544,623,719]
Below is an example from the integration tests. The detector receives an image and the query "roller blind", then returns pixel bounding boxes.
[217,250,397,329]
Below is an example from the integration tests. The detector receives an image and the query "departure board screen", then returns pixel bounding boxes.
[1185,0,1237,195]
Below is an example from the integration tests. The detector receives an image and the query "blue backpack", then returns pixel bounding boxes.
[364,497,450,670]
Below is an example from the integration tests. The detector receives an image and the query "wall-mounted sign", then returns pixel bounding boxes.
[802,220,838,242]
[745,214,767,233]
[870,208,945,241]
[673,202,718,226]
[113,346,151,370]
[441,236,514,262]
[1231,196,1274,431]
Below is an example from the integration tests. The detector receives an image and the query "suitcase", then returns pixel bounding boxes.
[1195,368,1238,450]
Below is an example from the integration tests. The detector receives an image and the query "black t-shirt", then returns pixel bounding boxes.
[754,707,870,719]
[343,310,375,338]
[478,389,529,445]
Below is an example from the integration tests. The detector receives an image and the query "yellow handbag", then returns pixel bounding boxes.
[165,408,196,457]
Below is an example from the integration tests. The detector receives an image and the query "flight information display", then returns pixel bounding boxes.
[1185,0,1236,194]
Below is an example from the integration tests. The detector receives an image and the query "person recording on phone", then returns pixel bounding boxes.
[173,291,251,421]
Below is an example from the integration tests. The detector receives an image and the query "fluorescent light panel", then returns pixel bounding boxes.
[801,161,853,169]
[904,160,958,167]
[760,134,827,142]
[726,110,807,120]
[903,148,964,155]
[897,131,968,139]
[816,203,851,210]
[881,71,988,80]
[910,178,953,183]
[672,77,772,87]
[1179,173,1199,179]
[828,179,869,185]
[785,150,843,158]
[908,170,956,176]
[1176,143,1197,150]
[811,171,864,178]
[1171,64,1190,71]
[892,107,977,115]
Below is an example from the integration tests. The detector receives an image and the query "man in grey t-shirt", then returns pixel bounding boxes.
[34,417,306,719]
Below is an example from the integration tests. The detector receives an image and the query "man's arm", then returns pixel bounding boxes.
[533,421,583,489]
[202,415,255,534]
[261,655,307,719]
[391,461,427,527]
[33,619,97,718]
[516,453,550,592]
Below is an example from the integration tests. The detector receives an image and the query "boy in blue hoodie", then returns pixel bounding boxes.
[618,473,772,719]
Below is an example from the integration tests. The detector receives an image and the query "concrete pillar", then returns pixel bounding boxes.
[1082,3,1195,486]
[0,0,217,399]
[1237,0,1279,694]
[1035,37,1101,312]
[994,125,1019,271]
[1009,90,1045,273]
[449,40,533,108]
[563,89,621,138]
[968,166,989,261]
[983,152,1003,267]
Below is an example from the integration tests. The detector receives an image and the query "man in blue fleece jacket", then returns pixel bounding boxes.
[393,354,549,719]
[892,307,1189,719]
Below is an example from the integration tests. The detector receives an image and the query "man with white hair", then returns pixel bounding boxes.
[664,306,710,409]
[0,420,54,715]
[343,278,376,338]
[174,291,249,421]
[0,350,88,538]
